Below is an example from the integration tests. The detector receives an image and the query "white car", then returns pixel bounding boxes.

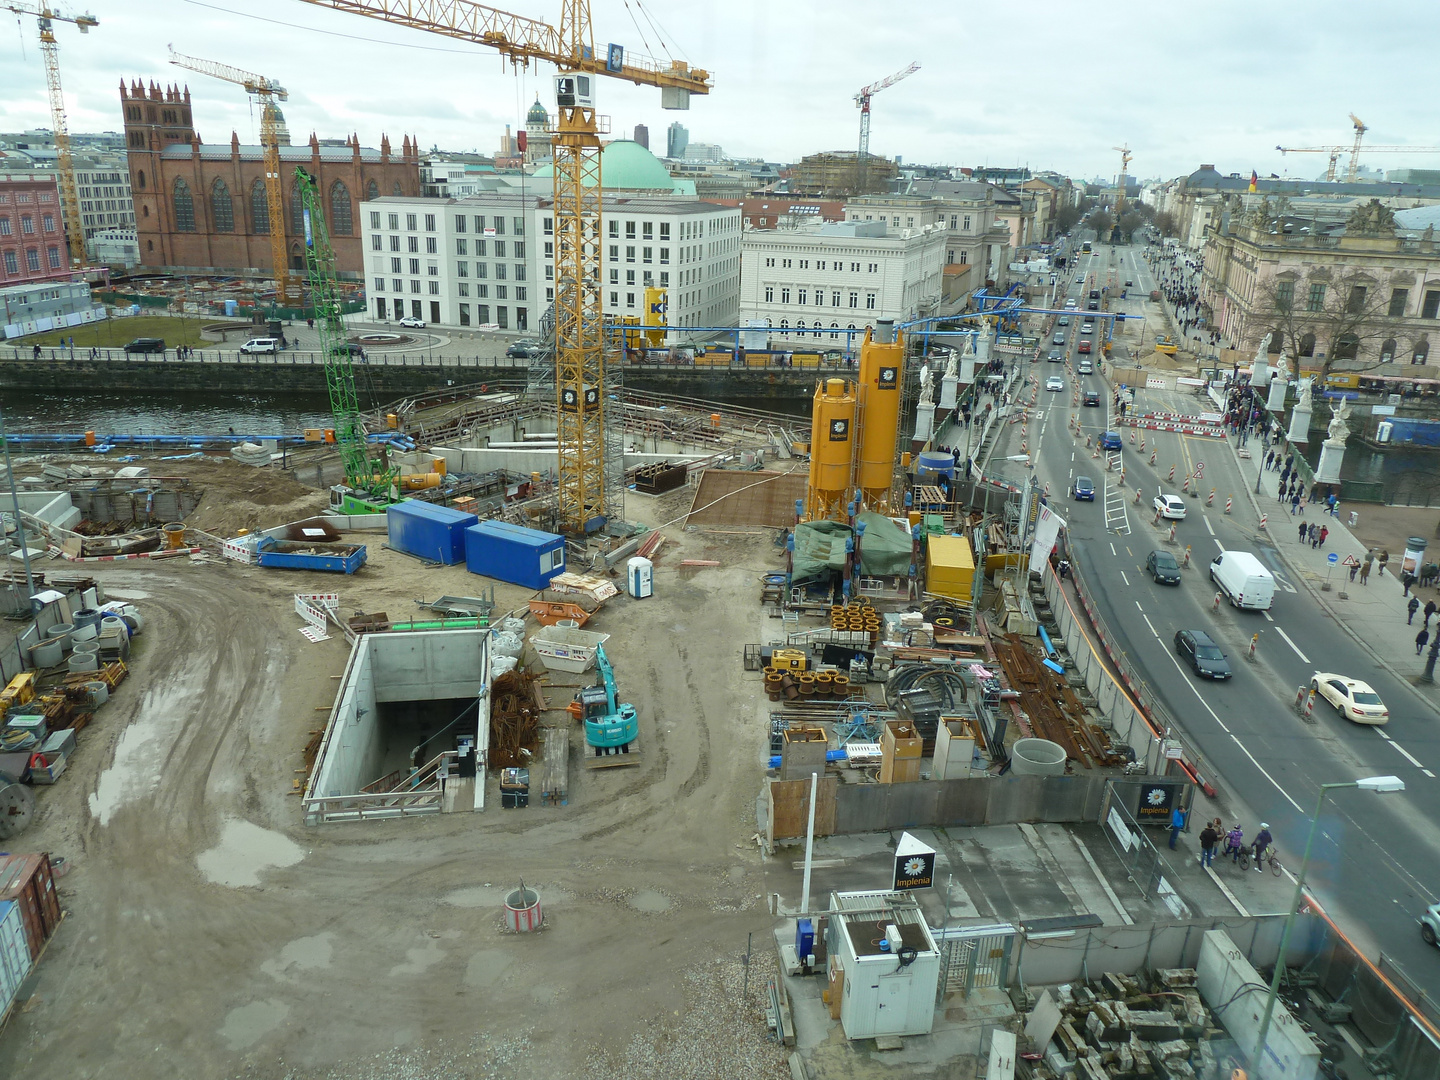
[1153,493,1187,520]
[1045,376,1064,392]
[398,316,426,329]
[1310,673,1390,724]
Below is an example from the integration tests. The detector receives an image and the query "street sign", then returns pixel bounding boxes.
[1328,552,1339,565]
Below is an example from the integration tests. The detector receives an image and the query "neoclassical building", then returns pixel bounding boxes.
[121,80,421,278]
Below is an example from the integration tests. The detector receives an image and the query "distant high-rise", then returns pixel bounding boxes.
[666,121,689,160]
[633,123,649,150]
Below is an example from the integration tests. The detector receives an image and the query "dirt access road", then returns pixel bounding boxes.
[0,516,790,1079]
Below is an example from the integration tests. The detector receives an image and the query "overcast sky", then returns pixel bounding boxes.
[2,0,1437,184]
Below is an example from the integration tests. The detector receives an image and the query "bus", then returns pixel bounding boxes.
[1081,242,1093,254]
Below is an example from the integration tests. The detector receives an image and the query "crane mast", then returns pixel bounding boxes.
[294,0,711,534]
[168,48,297,306]
[295,167,396,510]
[5,3,98,269]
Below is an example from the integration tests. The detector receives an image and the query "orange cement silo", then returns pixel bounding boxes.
[854,320,904,509]
[804,378,856,521]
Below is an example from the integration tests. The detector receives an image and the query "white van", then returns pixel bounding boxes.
[240,337,279,354]
[1209,550,1276,611]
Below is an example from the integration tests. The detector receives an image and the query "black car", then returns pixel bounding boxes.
[506,339,541,359]
[123,337,165,354]
[1087,300,1100,310]
[330,342,366,359]
[1047,349,1064,362]
[1175,629,1231,679]
[1146,549,1181,585]
[1053,333,1066,345]
[1083,390,1100,407]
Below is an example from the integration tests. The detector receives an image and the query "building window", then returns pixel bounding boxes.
[492,215,505,235]
[1389,288,1409,317]
[25,249,40,272]
[427,264,438,276]
[497,285,508,299]
[495,240,507,258]
[1423,290,1440,319]
[459,303,470,326]
[868,263,878,273]
[329,181,353,235]
[457,239,468,256]
[543,216,553,235]
[1306,283,1326,312]
[476,284,488,298]
[516,287,527,301]
[389,235,400,252]
[46,246,60,269]
[1346,285,1367,314]
[495,263,507,280]
[765,257,774,268]
[210,179,233,233]
[659,272,668,287]
[849,291,859,308]
[797,288,807,305]
[455,214,467,233]
[19,216,33,235]
[831,322,839,339]
[475,239,486,257]
[392,279,402,291]
[425,236,437,254]
[642,246,652,263]
[625,221,636,239]
[1381,337,1397,363]
[367,180,380,201]
[406,213,417,231]
[963,215,971,229]
[0,219,9,237]
[1415,339,1431,364]
[456,262,468,277]
[458,283,469,296]
[832,290,841,307]
[514,264,526,281]
[2,251,15,275]
[391,257,402,273]
[289,180,305,234]
[626,270,636,286]
[374,277,384,291]
[610,291,618,306]
[41,213,54,232]
[388,213,400,230]
[410,280,420,293]
[408,236,419,253]
[424,213,436,231]
[660,247,670,264]
[173,179,195,232]
[782,258,791,268]
[369,211,381,230]
[1274,280,1294,311]
[865,293,876,309]
[476,263,487,278]
[609,244,619,260]
[428,280,439,295]
[626,245,636,263]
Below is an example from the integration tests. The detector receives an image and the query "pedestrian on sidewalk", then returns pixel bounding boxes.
[1199,821,1219,868]
[1408,596,1420,623]
[1361,557,1373,586]
[1224,824,1245,862]
[1168,804,1188,850]
[1265,449,1275,470]
[1311,524,1322,548]
[1291,490,1302,515]
[1252,824,1274,873]
[1418,627,1431,654]
[1346,554,1360,582]
[1404,571,1417,597]
[1298,521,1308,544]
[1318,526,1329,549]
[1379,549,1390,577]
[1426,599,1437,626]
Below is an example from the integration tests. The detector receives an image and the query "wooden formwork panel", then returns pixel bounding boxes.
[686,470,807,528]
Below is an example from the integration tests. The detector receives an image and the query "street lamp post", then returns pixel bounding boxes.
[1251,775,1405,1076]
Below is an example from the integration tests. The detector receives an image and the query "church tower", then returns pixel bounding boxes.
[121,80,195,265]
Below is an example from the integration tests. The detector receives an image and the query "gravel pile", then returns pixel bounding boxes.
[584,953,791,1080]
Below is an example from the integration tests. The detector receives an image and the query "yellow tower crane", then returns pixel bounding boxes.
[295,0,711,534]
[167,47,297,306]
[4,2,98,270]
[1112,144,1132,220]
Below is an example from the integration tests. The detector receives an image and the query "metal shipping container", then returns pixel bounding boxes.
[386,499,478,565]
[0,854,61,962]
[464,520,566,591]
[0,900,33,1020]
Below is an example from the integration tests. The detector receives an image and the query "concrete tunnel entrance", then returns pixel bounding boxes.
[303,629,491,824]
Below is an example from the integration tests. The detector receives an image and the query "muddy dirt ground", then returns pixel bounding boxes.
[0,478,798,1079]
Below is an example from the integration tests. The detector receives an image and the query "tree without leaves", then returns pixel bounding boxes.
[1054,204,1082,235]
[1118,210,1146,241]
[1154,210,1178,237]
[1087,209,1114,238]
[1253,269,1403,383]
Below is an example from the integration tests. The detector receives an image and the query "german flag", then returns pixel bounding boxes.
[1248,170,1258,193]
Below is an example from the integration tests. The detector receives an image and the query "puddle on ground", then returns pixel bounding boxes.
[220,999,288,1050]
[464,949,513,988]
[442,885,504,908]
[196,820,305,887]
[261,932,335,980]
[628,889,673,913]
[389,938,446,977]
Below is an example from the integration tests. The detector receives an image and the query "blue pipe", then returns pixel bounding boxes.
[767,748,848,769]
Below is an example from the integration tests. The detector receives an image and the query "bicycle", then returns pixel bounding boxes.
[1236,847,1283,876]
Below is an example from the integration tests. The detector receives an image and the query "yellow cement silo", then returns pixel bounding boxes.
[804,378,856,521]
[855,322,904,509]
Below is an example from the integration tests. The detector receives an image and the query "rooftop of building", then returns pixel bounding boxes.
[1180,163,1440,200]
[159,143,391,163]
[531,139,693,194]
[902,178,995,203]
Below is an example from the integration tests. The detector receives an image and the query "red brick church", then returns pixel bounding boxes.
[122,80,421,278]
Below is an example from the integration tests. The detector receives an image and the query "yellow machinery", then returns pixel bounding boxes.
[643,286,668,347]
[1155,336,1179,356]
[5,3,98,269]
[804,378,857,522]
[853,325,903,511]
[297,0,712,534]
[168,48,296,305]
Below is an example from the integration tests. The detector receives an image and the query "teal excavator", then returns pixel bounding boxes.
[576,645,638,753]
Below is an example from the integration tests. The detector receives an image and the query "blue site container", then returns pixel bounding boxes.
[386,499,478,565]
[464,520,566,590]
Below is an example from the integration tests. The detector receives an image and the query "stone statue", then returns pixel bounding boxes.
[1326,397,1351,445]
[1254,331,1274,364]
[918,363,934,406]
[944,349,958,380]
[1345,199,1397,238]
[1296,376,1313,411]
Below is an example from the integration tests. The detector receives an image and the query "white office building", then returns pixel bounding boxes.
[360,191,740,334]
[738,219,947,341]
[88,227,139,267]
[74,160,135,238]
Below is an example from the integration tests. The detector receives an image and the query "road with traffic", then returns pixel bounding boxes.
[1002,240,1440,998]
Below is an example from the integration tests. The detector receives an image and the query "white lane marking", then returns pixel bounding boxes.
[1120,570,1130,586]
[1110,542,1117,556]
[1425,769,1437,778]
[1135,600,1144,611]
[1272,626,1310,663]
[1204,865,1251,916]
[1214,538,1225,551]
[1142,614,1157,635]
[1263,611,1274,622]
[1377,730,1426,768]
[1068,833,1134,925]
[1204,516,1215,536]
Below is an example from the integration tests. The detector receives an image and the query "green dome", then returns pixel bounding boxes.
[526,96,548,124]
[532,140,682,191]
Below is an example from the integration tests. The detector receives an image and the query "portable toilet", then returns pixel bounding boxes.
[627,556,653,598]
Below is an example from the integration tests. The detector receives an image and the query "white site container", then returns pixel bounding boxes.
[530,625,611,674]
[0,900,33,1021]
[627,556,654,599]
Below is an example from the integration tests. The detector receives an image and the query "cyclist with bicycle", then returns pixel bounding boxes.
[1252,823,1273,873]
[1223,823,1245,862]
